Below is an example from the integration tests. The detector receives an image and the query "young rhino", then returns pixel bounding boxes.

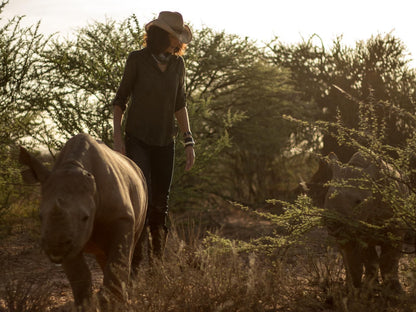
[19,133,147,307]
[324,152,404,293]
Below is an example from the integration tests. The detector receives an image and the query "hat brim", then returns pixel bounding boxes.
[145,20,192,44]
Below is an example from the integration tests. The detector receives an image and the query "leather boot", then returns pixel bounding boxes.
[149,225,168,261]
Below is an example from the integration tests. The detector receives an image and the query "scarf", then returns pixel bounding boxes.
[152,52,172,65]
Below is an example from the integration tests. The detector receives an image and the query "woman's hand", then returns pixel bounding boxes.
[185,146,195,171]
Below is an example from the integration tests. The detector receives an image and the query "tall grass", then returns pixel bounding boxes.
[0,275,53,312]
[3,217,416,312]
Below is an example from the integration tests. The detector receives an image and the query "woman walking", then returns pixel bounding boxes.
[112,11,195,259]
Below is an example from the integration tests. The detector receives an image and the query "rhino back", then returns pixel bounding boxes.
[54,133,147,225]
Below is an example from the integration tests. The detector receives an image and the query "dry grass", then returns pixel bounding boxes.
[1,212,416,312]
[0,273,53,312]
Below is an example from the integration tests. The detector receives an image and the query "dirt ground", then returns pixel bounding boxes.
[0,207,274,311]
[0,222,101,311]
[3,207,415,312]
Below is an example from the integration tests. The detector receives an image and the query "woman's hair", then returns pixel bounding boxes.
[144,26,187,56]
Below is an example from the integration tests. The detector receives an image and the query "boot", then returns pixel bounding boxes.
[149,225,168,261]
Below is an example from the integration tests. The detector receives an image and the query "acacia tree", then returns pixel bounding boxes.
[172,28,313,207]
[211,61,311,204]
[172,29,262,207]
[0,1,49,145]
[0,1,50,215]
[27,19,244,210]
[33,19,312,209]
[268,33,416,205]
[37,16,144,148]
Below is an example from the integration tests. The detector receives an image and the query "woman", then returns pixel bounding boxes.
[112,11,195,259]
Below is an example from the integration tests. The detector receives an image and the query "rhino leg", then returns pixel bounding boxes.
[379,243,402,293]
[62,254,92,307]
[102,220,134,300]
[341,242,364,288]
[362,245,379,287]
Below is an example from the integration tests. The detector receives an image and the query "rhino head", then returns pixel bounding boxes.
[19,147,96,264]
[323,152,382,234]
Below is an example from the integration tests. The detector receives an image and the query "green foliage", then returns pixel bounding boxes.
[175,28,313,206]
[268,33,416,213]
[0,10,317,212]
[0,15,49,144]
[185,28,260,99]
[0,150,22,218]
[4,3,416,244]
[37,16,144,147]
[0,4,49,219]
[218,62,311,204]
[172,30,273,208]
[3,5,416,309]
[219,47,416,259]
[203,195,323,257]
[282,90,416,249]
[268,33,416,159]
[170,96,238,210]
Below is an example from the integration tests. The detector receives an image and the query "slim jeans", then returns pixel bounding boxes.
[125,135,175,231]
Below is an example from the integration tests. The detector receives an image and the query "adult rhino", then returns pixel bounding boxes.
[324,152,405,293]
[19,133,147,307]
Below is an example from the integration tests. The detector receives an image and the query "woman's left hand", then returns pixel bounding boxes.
[185,146,195,171]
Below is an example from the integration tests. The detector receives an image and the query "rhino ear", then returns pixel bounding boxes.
[19,146,51,184]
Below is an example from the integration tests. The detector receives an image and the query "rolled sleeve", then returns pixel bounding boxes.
[174,57,186,112]
[112,52,138,111]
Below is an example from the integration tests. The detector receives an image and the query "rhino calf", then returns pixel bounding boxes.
[324,152,404,293]
[19,133,147,307]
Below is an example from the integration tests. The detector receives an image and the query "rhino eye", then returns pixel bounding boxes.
[82,215,89,222]
[355,199,362,205]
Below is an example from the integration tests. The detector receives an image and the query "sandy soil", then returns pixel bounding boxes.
[0,222,102,311]
[0,207,273,311]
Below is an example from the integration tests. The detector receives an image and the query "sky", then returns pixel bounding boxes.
[1,0,416,64]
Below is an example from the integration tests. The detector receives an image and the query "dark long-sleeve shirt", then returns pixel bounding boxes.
[112,47,186,146]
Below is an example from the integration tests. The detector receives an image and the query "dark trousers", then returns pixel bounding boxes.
[125,135,174,257]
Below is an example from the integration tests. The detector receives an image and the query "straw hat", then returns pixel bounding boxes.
[145,11,192,44]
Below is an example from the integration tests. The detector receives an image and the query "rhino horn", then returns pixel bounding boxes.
[327,152,341,177]
[51,198,66,217]
[327,152,338,162]
[19,146,51,184]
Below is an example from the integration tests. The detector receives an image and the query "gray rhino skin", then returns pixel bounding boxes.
[19,133,147,306]
[324,152,404,292]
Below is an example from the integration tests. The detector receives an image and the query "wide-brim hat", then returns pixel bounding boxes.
[145,11,192,44]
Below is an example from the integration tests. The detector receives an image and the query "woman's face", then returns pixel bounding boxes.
[165,34,180,54]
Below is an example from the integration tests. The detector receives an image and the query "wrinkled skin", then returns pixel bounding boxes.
[324,152,404,293]
[19,133,147,307]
